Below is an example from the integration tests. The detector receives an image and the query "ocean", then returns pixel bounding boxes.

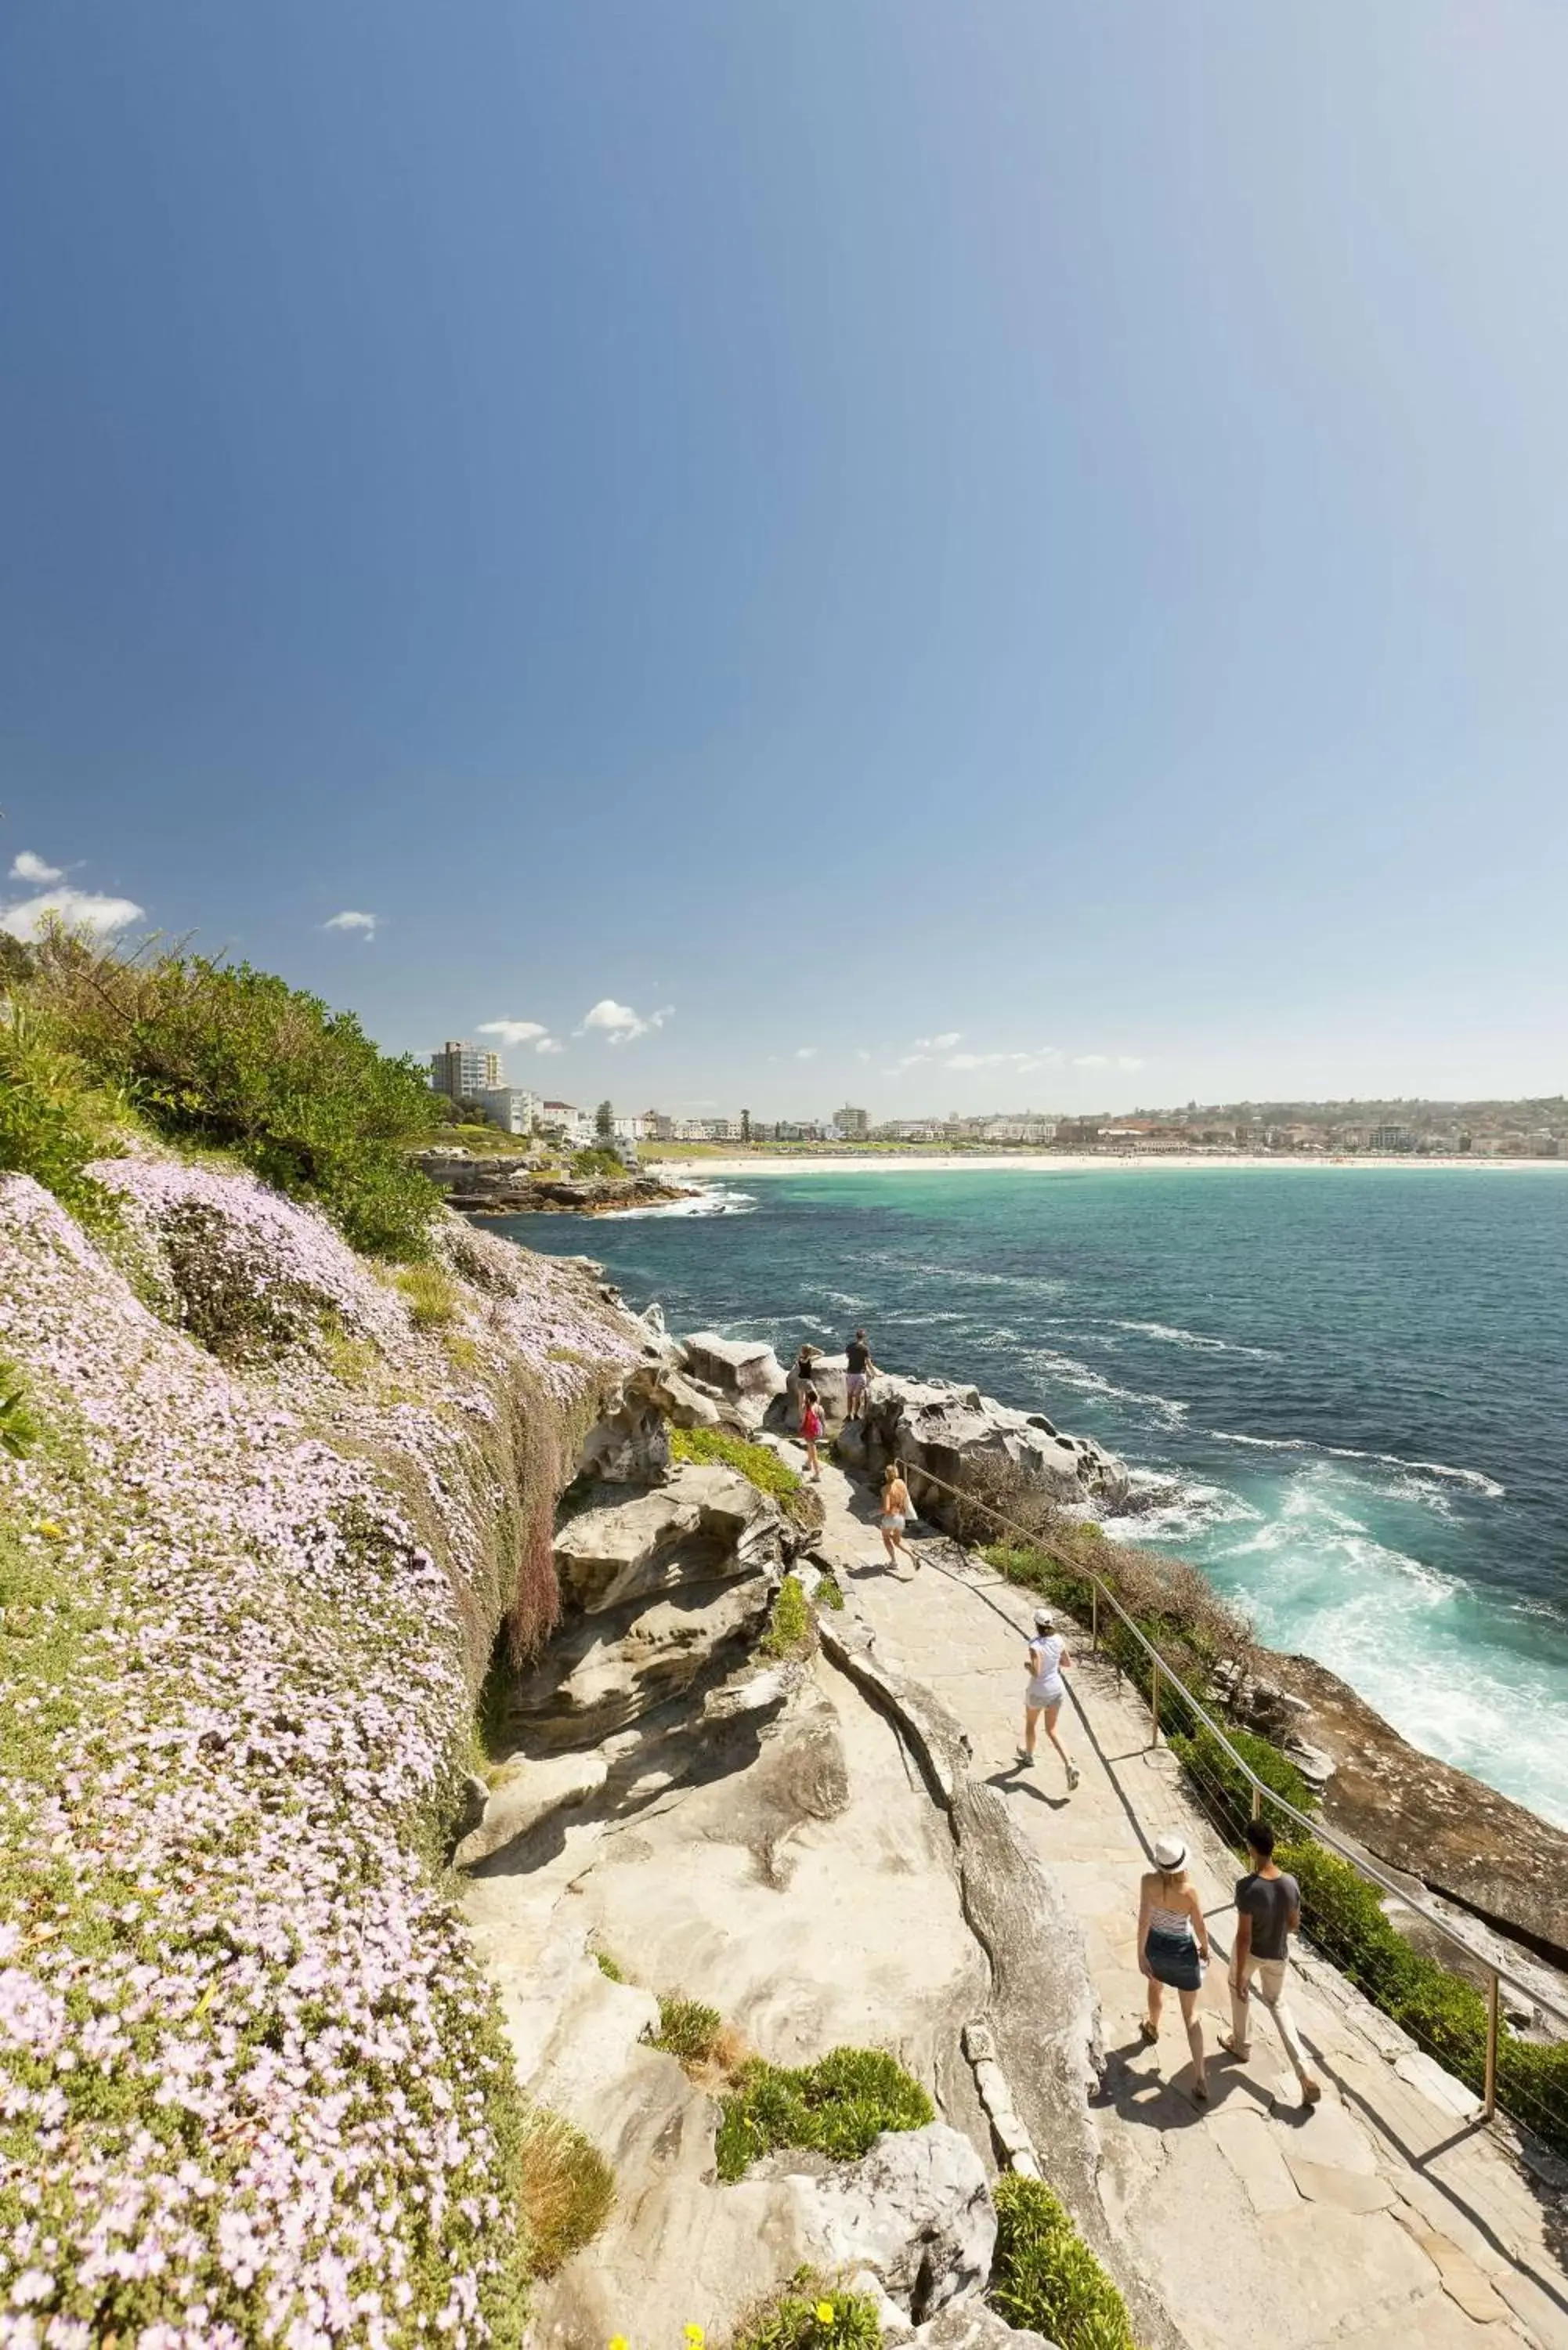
[500,1165,1568,1831]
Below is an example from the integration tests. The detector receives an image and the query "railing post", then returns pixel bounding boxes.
[1091,1584,1099,1657]
[1251,1781,1263,1824]
[1151,1659,1161,1748]
[1484,1970,1500,2121]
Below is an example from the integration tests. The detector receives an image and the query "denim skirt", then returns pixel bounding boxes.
[1145,1925,1202,1993]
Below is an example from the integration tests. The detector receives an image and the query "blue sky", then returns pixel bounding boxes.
[3,2,1566,1115]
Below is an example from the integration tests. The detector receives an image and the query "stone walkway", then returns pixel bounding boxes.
[801,1455,1568,2350]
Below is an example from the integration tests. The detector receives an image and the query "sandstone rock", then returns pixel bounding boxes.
[454,1752,609,1867]
[1264,1650,1568,1972]
[848,1376,1129,1518]
[504,1574,771,1751]
[555,1462,789,1614]
[793,2124,995,2319]
[683,1332,789,1423]
[886,2304,1057,2350]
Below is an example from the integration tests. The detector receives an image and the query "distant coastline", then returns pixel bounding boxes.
[645,1148,1568,1179]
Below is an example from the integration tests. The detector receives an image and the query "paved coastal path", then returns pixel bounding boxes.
[800,1452,1568,2350]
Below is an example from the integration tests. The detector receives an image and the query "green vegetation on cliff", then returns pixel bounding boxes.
[2,932,440,1256]
[989,2174,1138,2350]
[669,1424,818,1531]
[715,2047,934,2183]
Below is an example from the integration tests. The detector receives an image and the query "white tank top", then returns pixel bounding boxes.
[1028,1635,1064,1685]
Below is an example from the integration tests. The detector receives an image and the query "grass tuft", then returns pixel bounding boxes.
[652,1994,726,2071]
[989,2173,1137,2350]
[594,1949,626,1983]
[716,2046,933,2184]
[731,2269,883,2348]
[0,1361,42,1459]
[395,1264,461,1329]
[759,1574,814,1660]
[515,2106,616,2278]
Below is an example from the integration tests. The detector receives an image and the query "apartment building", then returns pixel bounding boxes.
[430,1039,503,1102]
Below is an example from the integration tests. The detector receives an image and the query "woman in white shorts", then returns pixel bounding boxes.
[1020,1608,1079,1788]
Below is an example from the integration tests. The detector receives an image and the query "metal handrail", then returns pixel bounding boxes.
[895,1455,1568,2104]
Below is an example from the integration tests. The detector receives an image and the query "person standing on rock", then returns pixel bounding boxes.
[1219,1817,1321,2106]
[844,1329,878,1419]
[880,1458,915,1574]
[799,1384,826,1481]
[1136,1835,1211,2102]
[1019,1609,1080,1789]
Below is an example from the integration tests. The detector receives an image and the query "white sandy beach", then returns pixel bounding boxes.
[645,1150,1563,1179]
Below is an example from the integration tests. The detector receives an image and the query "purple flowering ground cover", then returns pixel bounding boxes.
[0,1163,638,2348]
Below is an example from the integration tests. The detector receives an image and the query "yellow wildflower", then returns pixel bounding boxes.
[34,1521,67,1542]
[815,2310,835,2327]
[685,2332,706,2348]
[608,2337,630,2350]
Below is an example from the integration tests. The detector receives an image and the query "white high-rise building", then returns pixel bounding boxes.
[430,1039,503,1103]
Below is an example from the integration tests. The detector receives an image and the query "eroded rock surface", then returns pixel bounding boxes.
[834,1375,1129,1515]
[683,1332,789,1423]
[555,1462,788,1612]
[797,2124,996,2319]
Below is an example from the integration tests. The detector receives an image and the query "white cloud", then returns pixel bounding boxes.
[794,1046,818,1061]
[0,886,144,943]
[854,1050,872,1065]
[577,997,674,1046]
[9,851,63,884]
[477,1018,564,1054]
[324,909,378,939]
[913,1031,963,1051]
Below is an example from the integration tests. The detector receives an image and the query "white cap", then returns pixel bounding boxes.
[1033,1609,1054,1631]
[1153,1835,1187,1872]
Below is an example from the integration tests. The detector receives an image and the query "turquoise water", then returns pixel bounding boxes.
[505,1167,1568,1829]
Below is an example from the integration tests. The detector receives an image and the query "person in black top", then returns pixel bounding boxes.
[844,1328,878,1420]
[1219,1817,1321,2105]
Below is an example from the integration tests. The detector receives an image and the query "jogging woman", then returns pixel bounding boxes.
[1020,1609,1080,1789]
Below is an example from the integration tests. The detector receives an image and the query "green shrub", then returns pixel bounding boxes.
[653,1994,726,2071]
[760,1574,814,1661]
[989,2174,1137,2350]
[0,1008,118,1231]
[1278,1842,1568,2155]
[20,936,440,1258]
[670,1425,817,1531]
[0,1361,41,1460]
[716,2047,934,2183]
[570,1146,624,1180]
[816,1572,844,1613]
[1166,1723,1316,1846]
[732,2270,883,2348]
[515,2106,615,2276]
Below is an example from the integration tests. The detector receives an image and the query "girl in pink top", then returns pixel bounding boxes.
[800,1385,825,1481]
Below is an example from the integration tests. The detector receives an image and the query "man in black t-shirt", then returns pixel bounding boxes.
[844,1329,878,1419]
[1222,1817,1321,2105]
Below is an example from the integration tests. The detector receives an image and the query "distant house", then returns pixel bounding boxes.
[478,1086,540,1137]
[540,1099,592,1143]
[834,1105,869,1139]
